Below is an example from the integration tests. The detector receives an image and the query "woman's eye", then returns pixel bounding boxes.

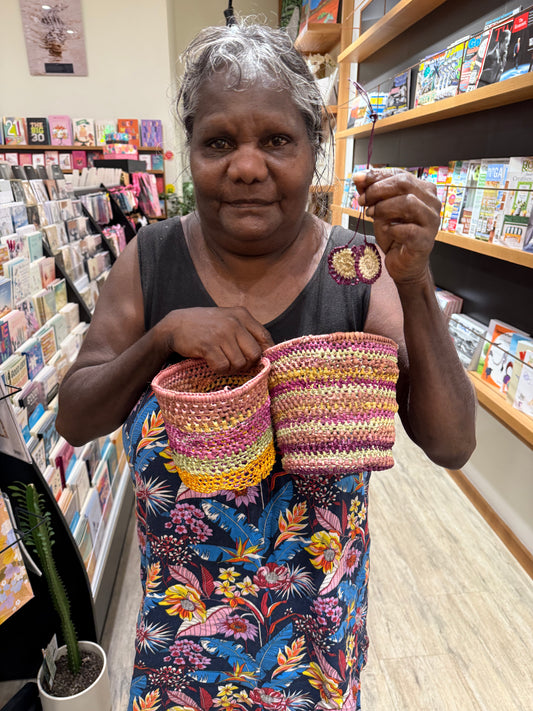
[267,135,290,148]
[207,138,231,150]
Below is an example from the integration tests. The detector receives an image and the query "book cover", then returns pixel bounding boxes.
[0,493,34,625]
[0,320,12,363]
[0,352,29,390]
[66,458,91,513]
[58,152,72,171]
[17,377,46,417]
[434,38,468,101]
[472,160,509,241]
[458,33,484,93]
[479,321,529,388]
[50,437,75,489]
[503,335,533,400]
[33,362,58,403]
[15,297,40,337]
[495,156,533,244]
[73,513,95,583]
[31,153,45,169]
[3,308,28,351]
[477,17,519,88]
[307,0,341,24]
[72,118,95,147]
[19,336,45,379]
[93,459,113,529]
[414,49,447,107]
[44,150,59,167]
[513,348,533,416]
[382,69,411,118]
[71,150,87,170]
[116,119,140,147]
[48,116,73,146]
[448,313,487,370]
[10,202,29,230]
[39,256,56,287]
[140,119,163,148]
[2,118,27,145]
[496,7,533,82]
[48,311,68,347]
[29,179,49,204]
[0,205,13,237]
[0,276,12,317]
[35,325,58,364]
[5,258,30,305]
[94,119,116,146]
[80,487,102,559]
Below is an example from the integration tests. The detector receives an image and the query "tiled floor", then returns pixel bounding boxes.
[2,423,532,709]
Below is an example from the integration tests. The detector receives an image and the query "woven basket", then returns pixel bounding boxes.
[265,332,399,477]
[151,357,275,493]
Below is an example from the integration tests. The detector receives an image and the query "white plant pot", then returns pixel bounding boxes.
[37,641,111,711]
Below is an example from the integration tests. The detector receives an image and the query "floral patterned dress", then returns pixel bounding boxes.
[123,219,373,711]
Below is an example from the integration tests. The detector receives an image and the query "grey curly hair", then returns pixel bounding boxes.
[176,23,326,159]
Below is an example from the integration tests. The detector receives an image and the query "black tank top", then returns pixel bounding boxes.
[137,216,370,345]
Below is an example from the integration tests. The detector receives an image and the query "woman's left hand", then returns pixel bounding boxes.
[353,168,441,286]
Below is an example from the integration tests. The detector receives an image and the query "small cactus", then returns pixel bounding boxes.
[10,483,81,675]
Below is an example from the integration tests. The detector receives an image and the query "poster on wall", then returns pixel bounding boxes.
[19,0,88,76]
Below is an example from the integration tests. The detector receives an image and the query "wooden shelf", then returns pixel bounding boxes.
[337,72,533,139]
[436,231,533,269]
[332,206,533,268]
[339,0,448,64]
[469,372,533,450]
[295,22,341,53]
[1,144,162,152]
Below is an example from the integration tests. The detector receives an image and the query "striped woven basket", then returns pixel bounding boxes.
[265,332,399,478]
[151,357,275,493]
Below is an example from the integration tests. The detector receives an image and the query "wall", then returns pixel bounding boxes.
[0,0,178,183]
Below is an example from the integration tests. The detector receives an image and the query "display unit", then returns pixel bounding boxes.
[331,0,533,565]
[0,171,135,677]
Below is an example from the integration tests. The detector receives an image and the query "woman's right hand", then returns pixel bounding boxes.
[160,306,274,373]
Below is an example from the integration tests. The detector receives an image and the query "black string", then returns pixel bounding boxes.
[224,0,236,26]
[0,383,22,403]
[346,79,378,247]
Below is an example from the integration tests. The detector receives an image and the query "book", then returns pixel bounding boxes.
[382,69,411,118]
[3,308,28,351]
[477,17,520,88]
[80,486,102,560]
[18,337,45,379]
[140,119,163,148]
[0,276,12,317]
[94,119,116,146]
[4,258,30,305]
[495,7,533,82]
[15,297,40,337]
[433,37,468,101]
[44,150,59,167]
[472,160,509,241]
[72,118,95,147]
[73,513,95,583]
[458,33,485,92]
[2,118,27,145]
[66,458,91,513]
[503,336,533,401]
[0,352,29,390]
[49,437,75,489]
[71,151,87,170]
[0,493,34,625]
[58,152,72,171]
[116,119,140,147]
[478,320,530,388]
[29,179,49,204]
[0,319,12,363]
[35,325,58,364]
[435,289,463,321]
[32,363,58,403]
[414,49,447,107]
[0,205,13,237]
[494,156,533,246]
[448,313,487,370]
[48,116,73,146]
[26,118,50,145]
[513,348,533,416]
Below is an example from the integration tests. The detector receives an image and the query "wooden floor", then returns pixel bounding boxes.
[1,423,532,709]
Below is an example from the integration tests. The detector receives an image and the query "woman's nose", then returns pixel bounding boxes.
[227,144,269,183]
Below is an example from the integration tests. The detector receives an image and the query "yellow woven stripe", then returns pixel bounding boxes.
[168,394,270,433]
[275,419,396,440]
[175,440,276,493]
[170,427,274,475]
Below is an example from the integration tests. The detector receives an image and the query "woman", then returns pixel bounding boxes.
[56,23,475,711]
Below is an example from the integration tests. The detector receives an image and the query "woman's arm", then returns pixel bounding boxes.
[56,236,273,447]
[357,169,476,469]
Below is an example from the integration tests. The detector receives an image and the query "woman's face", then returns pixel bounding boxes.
[189,74,316,255]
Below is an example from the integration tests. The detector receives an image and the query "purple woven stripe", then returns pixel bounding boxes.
[273,410,396,429]
[284,456,395,477]
[166,400,272,456]
[267,340,397,360]
[269,378,397,398]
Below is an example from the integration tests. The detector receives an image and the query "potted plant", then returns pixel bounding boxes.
[10,483,111,711]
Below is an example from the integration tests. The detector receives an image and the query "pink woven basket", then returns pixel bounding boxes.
[151,357,275,493]
[265,332,399,478]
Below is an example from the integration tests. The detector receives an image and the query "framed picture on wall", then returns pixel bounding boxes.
[19,0,88,76]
